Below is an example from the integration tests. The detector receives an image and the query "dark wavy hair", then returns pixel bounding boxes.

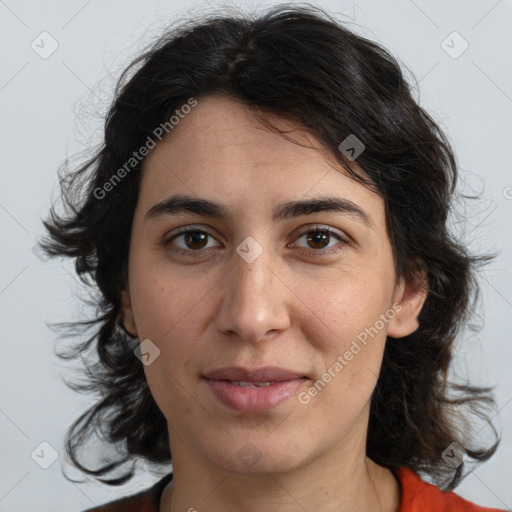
[40,2,499,491]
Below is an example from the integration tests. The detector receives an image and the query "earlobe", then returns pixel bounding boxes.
[120,289,139,338]
[387,270,428,339]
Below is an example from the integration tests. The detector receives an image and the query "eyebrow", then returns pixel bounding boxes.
[144,194,373,227]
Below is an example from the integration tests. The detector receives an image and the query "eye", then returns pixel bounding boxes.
[163,224,348,258]
[164,227,220,256]
[288,226,348,257]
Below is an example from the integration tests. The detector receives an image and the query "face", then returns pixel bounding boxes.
[121,95,425,475]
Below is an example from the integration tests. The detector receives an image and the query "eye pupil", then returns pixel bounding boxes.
[185,232,208,250]
[307,230,329,249]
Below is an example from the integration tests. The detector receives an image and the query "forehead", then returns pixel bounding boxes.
[137,95,384,226]
[144,95,332,173]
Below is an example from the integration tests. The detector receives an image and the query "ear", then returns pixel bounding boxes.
[387,266,428,339]
[120,289,139,338]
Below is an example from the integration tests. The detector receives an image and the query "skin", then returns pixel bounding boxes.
[121,95,427,512]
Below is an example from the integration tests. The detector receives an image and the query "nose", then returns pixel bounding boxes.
[215,240,291,344]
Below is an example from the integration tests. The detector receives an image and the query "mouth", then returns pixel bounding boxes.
[223,381,274,387]
[202,366,308,413]
[203,365,307,382]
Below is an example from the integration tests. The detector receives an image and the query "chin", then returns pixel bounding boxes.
[204,438,311,475]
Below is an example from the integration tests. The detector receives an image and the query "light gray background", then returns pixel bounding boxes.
[1,0,511,510]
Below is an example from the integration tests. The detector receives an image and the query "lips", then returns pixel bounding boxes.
[203,366,305,382]
[203,366,308,413]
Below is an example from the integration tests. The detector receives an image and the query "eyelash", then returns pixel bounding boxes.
[163,225,348,259]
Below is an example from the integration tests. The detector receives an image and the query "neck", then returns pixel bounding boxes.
[160,442,401,512]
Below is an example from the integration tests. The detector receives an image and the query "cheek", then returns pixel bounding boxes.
[300,285,389,422]
[133,276,210,420]
[306,267,394,350]
[143,362,197,432]
[129,256,212,342]
[298,266,394,407]
[128,278,213,409]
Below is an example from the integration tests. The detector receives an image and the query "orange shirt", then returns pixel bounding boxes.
[83,467,506,511]
[395,467,505,511]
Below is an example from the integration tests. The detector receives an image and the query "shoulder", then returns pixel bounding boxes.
[80,472,173,512]
[395,467,505,512]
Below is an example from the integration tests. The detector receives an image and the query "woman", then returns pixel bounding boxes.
[41,4,505,511]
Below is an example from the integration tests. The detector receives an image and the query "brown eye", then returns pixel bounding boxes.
[183,231,208,250]
[165,228,220,254]
[305,229,331,250]
[289,226,348,257]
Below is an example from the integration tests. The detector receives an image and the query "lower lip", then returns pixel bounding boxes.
[204,378,306,413]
